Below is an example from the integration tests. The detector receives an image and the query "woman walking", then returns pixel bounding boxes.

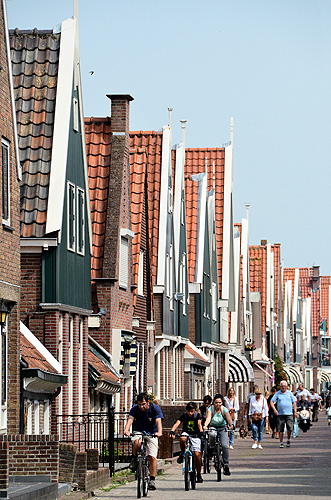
[249,388,268,449]
[224,387,240,449]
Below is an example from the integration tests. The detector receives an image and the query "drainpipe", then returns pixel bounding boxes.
[172,339,181,404]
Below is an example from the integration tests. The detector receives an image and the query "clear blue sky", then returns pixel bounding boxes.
[6,0,331,274]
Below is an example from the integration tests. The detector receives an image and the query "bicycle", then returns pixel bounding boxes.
[212,428,225,481]
[202,431,211,474]
[131,432,153,498]
[173,433,200,491]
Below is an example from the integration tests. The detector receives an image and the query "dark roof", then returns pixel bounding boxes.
[9,29,61,238]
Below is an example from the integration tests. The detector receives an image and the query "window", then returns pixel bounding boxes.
[73,97,79,132]
[180,252,187,315]
[138,250,144,296]
[78,319,83,414]
[67,182,76,251]
[212,282,217,321]
[58,315,63,417]
[119,237,129,288]
[68,317,74,414]
[168,187,173,213]
[203,272,210,318]
[169,245,174,310]
[77,188,85,255]
[1,139,10,224]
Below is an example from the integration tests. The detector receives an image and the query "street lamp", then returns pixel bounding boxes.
[0,300,8,326]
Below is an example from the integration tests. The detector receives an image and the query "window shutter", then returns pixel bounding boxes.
[120,237,129,288]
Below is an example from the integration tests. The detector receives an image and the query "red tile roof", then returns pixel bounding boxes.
[184,148,225,292]
[9,29,61,238]
[85,117,112,279]
[20,331,59,373]
[320,276,330,334]
[88,346,121,386]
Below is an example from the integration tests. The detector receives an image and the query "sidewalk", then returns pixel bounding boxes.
[90,417,331,499]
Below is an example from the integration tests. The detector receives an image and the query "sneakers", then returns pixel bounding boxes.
[229,445,234,450]
[328,420,331,426]
[197,475,204,483]
[252,443,258,449]
[279,443,284,448]
[129,456,137,472]
[177,453,184,464]
[258,444,263,449]
[286,440,291,447]
[223,465,231,476]
[148,479,156,490]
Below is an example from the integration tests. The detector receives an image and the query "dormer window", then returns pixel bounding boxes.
[67,182,85,254]
[77,188,85,255]
[168,187,173,213]
[67,182,76,252]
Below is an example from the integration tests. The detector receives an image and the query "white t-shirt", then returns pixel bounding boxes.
[296,389,311,401]
[249,396,268,418]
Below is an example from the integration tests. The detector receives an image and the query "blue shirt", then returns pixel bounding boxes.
[129,403,164,434]
[271,390,296,415]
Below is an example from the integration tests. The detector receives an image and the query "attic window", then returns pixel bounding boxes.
[1,139,10,225]
[77,188,85,255]
[73,97,79,132]
[67,182,76,252]
[119,237,129,288]
[168,187,173,213]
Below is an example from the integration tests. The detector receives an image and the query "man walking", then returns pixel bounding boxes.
[270,380,297,448]
[124,393,163,491]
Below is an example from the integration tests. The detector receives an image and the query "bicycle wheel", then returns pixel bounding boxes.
[190,456,196,490]
[137,459,143,498]
[203,438,211,474]
[216,446,222,482]
[184,453,190,491]
[142,458,149,497]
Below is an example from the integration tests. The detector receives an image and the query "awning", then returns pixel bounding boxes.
[228,352,254,383]
[185,341,210,367]
[318,368,331,383]
[253,362,272,378]
[88,344,122,394]
[283,365,303,384]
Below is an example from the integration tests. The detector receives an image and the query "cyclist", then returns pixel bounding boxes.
[124,392,163,491]
[170,401,204,483]
[203,393,233,476]
[199,395,212,426]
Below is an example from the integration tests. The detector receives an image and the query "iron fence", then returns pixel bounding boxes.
[56,409,131,476]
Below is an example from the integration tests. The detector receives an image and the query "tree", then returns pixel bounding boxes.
[273,352,288,389]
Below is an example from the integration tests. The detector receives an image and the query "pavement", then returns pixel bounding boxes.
[88,415,331,500]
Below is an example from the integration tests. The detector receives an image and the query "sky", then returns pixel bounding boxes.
[5,0,331,274]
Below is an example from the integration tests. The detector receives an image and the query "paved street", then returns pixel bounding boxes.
[94,416,331,499]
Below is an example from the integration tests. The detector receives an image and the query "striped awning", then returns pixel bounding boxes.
[228,352,254,383]
[318,368,331,383]
[283,365,303,384]
[119,333,137,377]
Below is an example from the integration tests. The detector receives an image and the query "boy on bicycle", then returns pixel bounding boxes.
[170,401,204,483]
[124,392,163,491]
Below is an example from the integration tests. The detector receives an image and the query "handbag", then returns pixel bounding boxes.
[251,397,264,423]
[228,398,236,420]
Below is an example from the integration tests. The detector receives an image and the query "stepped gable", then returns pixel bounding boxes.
[184,148,225,293]
[129,131,163,286]
[9,29,60,238]
[130,148,147,307]
[85,117,112,279]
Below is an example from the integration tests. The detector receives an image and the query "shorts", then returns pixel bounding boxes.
[181,433,201,452]
[131,434,159,458]
[277,414,294,433]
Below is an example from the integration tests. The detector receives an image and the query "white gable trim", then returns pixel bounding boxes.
[195,173,207,284]
[222,145,233,301]
[173,143,184,286]
[46,18,76,237]
[20,321,62,373]
[157,125,172,285]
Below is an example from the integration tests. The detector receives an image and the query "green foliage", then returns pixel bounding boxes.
[273,352,288,389]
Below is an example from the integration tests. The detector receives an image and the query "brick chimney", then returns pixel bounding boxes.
[107,94,134,134]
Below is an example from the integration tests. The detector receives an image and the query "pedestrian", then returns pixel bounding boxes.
[203,393,233,476]
[224,387,240,449]
[310,388,322,422]
[123,392,163,491]
[270,380,298,448]
[199,394,212,426]
[264,390,270,433]
[248,388,268,449]
[267,386,279,439]
[245,384,258,431]
[170,401,204,484]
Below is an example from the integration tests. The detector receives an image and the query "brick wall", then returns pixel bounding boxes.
[2,435,59,482]
[188,294,196,344]
[59,443,76,483]
[86,448,99,470]
[0,440,9,494]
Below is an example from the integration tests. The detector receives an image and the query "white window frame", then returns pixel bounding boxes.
[212,282,217,322]
[168,187,173,213]
[73,97,79,132]
[67,182,76,252]
[166,253,170,298]
[180,253,187,315]
[76,187,85,256]
[119,237,129,289]
[58,315,63,417]
[0,318,8,432]
[138,250,144,296]
[169,245,174,311]
[1,138,10,226]
[68,317,74,415]
[44,400,50,435]
[78,318,84,414]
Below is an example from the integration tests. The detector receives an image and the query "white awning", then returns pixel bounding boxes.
[283,365,303,384]
[228,352,254,383]
[318,368,331,383]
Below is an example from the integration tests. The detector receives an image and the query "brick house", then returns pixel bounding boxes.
[85,95,136,412]
[0,0,21,495]
[10,17,92,429]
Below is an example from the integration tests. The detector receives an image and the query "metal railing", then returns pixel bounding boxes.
[56,409,131,476]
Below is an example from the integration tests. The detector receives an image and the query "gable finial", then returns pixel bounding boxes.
[230,116,234,146]
[168,108,173,128]
[180,120,187,150]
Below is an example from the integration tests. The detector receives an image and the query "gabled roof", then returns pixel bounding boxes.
[184,148,225,294]
[21,331,58,374]
[88,344,121,394]
[130,131,163,286]
[184,341,210,365]
[85,117,112,279]
[10,29,61,237]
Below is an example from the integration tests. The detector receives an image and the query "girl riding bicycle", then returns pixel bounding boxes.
[203,394,233,476]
